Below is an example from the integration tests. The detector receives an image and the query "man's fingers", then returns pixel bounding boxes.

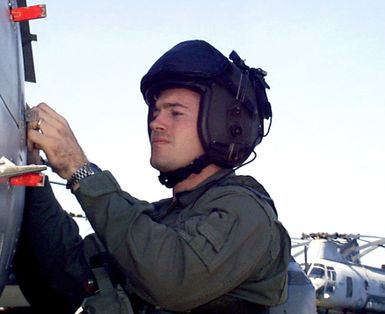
[26,107,45,131]
[27,118,44,131]
[26,103,69,133]
[36,103,69,126]
[27,128,45,148]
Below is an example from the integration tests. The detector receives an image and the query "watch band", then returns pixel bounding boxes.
[66,162,101,190]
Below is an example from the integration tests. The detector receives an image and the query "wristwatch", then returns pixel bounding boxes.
[66,162,101,190]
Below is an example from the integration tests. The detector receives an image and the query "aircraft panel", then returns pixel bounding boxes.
[0,0,24,123]
[0,0,27,295]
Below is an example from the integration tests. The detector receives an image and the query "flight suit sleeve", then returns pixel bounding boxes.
[13,179,91,314]
[75,171,288,312]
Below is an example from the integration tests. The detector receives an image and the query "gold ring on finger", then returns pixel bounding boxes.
[36,119,43,130]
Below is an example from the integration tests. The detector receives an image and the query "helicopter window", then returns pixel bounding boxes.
[346,276,353,298]
[327,266,336,281]
[309,266,325,279]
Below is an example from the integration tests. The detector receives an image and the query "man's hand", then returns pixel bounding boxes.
[27,103,88,180]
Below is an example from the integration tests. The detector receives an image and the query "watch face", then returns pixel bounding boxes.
[88,163,101,173]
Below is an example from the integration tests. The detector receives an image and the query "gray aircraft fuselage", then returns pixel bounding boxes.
[0,0,35,294]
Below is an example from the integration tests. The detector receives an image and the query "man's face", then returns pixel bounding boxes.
[149,88,204,172]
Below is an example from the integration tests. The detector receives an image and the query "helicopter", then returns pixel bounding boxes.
[292,232,385,313]
[0,0,46,301]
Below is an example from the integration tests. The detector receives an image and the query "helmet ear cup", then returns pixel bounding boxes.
[198,68,263,168]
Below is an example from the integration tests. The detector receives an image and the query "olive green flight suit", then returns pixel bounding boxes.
[14,169,290,313]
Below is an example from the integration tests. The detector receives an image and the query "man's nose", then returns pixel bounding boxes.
[149,111,166,131]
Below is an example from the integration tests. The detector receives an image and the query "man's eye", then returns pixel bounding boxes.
[151,109,160,119]
[171,111,183,116]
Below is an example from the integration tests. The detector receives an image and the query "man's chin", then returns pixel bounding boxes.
[151,160,192,173]
[150,160,174,173]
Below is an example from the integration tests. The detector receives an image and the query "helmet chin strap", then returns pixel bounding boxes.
[158,154,213,188]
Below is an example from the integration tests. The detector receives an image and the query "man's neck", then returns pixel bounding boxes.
[173,164,222,195]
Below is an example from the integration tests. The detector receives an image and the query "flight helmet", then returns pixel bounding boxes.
[140,40,272,187]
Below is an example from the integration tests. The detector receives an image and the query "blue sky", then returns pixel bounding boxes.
[25,0,385,265]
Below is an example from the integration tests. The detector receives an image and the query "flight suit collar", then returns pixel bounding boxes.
[174,168,235,207]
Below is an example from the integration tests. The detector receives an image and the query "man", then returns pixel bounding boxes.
[14,40,290,313]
